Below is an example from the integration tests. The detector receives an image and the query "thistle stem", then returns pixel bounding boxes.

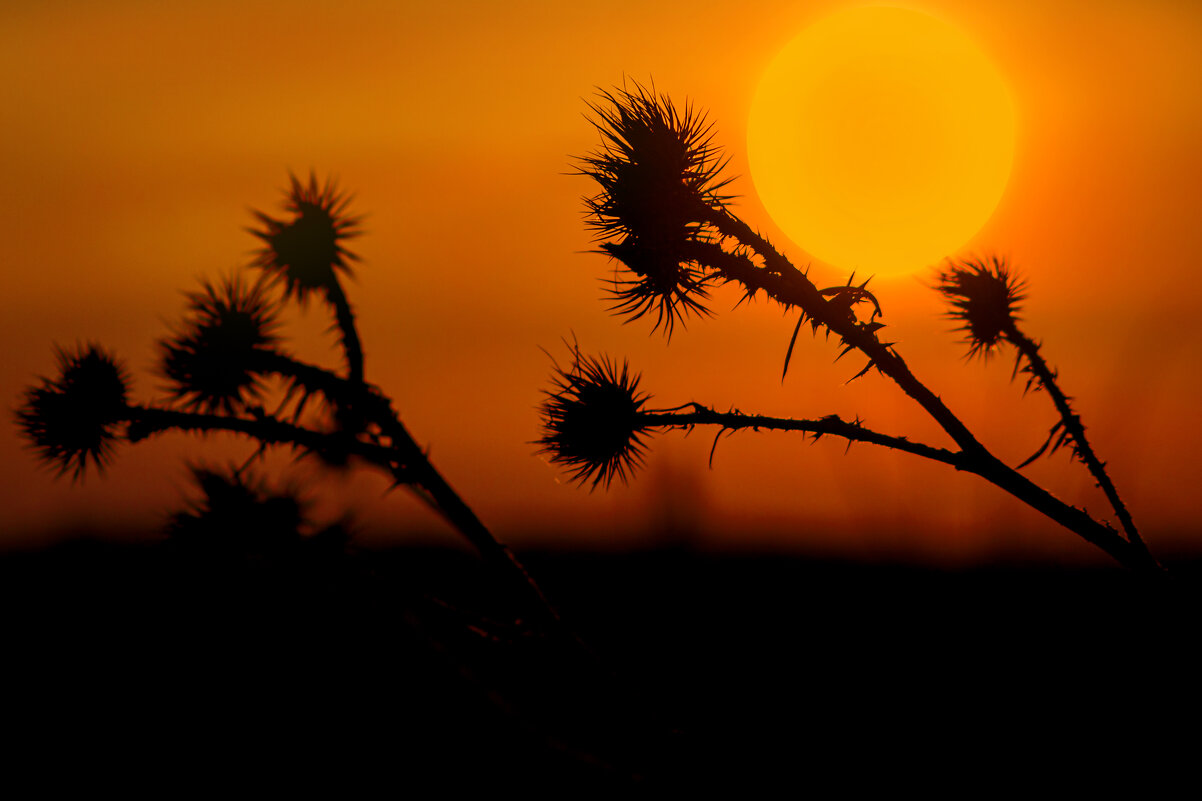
[641,403,1162,574]
[250,351,554,594]
[575,87,1159,572]
[124,405,392,469]
[127,383,561,625]
[685,230,986,455]
[250,349,389,421]
[971,449,1158,572]
[368,411,563,627]
[685,233,1160,570]
[1004,323,1148,555]
[640,406,966,468]
[324,280,365,386]
[687,211,1156,563]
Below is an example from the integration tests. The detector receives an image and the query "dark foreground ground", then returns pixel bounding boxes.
[3,537,1200,791]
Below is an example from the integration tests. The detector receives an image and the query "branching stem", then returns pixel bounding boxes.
[125,385,560,624]
[691,209,987,456]
[573,86,1164,574]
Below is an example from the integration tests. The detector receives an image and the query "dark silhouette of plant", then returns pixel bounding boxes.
[251,172,365,385]
[18,343,130,480]
[539,348,652,489]
[936,256,1144,551]
[579,86,733,334]
[16,173,556,623]
[160,273,281,415]
[539,82,1161,575]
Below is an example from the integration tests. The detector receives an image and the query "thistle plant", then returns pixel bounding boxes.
[16,173,554,621]
[250,173,365,385]
[539,83,1161,575]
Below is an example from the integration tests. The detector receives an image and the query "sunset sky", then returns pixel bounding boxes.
[3,0,1200,564]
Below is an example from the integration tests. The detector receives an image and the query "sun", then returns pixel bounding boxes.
[748,6,1016,278]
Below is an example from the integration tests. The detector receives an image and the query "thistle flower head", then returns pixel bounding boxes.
[578,82,733,335]
[16,344,130,480]
[250,172,361,302]
[936,256,1027,359]
[537,345,653,489]
[160,273,280,414]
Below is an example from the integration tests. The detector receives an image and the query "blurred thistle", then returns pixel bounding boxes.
[16,344,130,480]
[937,256,1027,360]
[16,173,562,626]
[160,273,280,415]
[250,171,361,302]
[537,344,653,490]
[251,171,365,384]
[167,466,305,552]
[578,82,734,335]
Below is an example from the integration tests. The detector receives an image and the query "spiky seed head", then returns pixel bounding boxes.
[537,345,653,490]
[936,256,1027,359]
[250,172,361,303]
[16,343,130,480]
[578,82,733,335]
[160,273,280,414]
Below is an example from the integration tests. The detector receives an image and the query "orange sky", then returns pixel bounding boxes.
[3,0,1200,564]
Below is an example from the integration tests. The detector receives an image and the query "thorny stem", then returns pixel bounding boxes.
[640,406,965,468]
[1004,322,1148,555]
[674,205,1163,574]
[685,223,984,453]
[324,279,365,387]
[642,404,1162,574]
[972,450,1158,572]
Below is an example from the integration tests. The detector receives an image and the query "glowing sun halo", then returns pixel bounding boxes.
[748,7,1016,278]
